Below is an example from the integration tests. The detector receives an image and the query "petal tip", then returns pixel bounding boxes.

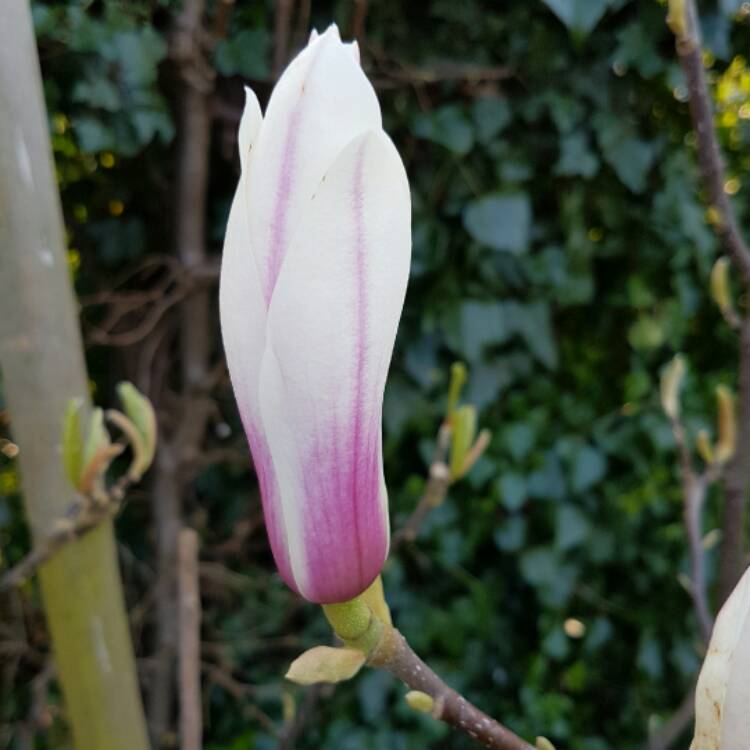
[348,40,360,64]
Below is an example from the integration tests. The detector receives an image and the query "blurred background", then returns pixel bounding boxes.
[2,0,750,748]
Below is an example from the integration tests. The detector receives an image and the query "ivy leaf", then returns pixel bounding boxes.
[494,516,526,552]
[72,77,121,112]
[463,192,531,254]
[594,113,656,193]
[412,104,474,155]
[555,505,590,550]
[215,29,271,78]
[498,473,528,511]
[540,0,615,36]
[447,301,512,362]
[571,444,607,493]
[556,132,599,178]
[472,97,511,144]
[74,116,115,153]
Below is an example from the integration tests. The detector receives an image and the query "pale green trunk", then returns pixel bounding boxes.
[0,3,150,749]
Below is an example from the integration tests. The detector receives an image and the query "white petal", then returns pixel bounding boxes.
[238,86,262,173]
[348,40,360,64]
[692,566,750,749]
[720,568,750,746]
[258,129,411,602]
[219,167,295,588]
[246,24,381,306]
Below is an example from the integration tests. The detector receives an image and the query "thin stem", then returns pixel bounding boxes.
[369,628,534,750]
[0,475,132,594]
[670,417,715,642]
[671,0,750,603]
[178,528,202,750]
[391,423,451,550]
[721,311,750,601]
[673,0,750,281]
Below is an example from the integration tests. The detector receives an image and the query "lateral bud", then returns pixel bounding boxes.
[405,690,434,714]
[285,646,366,685]
[715,385,736,465]
[660,355,686,421]
[710,257,737,326]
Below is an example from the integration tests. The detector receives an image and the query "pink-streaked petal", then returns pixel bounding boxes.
[247,24,381,307]
[219,157,294,589]
[257,129,411,603]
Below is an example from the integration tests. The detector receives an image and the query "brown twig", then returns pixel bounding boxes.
[367,42,513,91]
[178,528,202,750]
[671,2,750,283]
[391,423,452,551]
[720,312,750,600]
[350,0,368,43]
[370,628,534,750]
[669,416,716,643]
[273,0,295,77]
[671,0,750,603]
[148,0,217,740]
[277,684,333,750]
[648,684,697,750]
[0,475,133,594]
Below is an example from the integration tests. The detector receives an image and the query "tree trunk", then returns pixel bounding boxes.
[0,3,150,749]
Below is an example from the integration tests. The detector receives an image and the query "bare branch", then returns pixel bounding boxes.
[669,415,716,642]
[178,529,202,750]
[672,0,750,281]
[670,0,750,603]
[273,0,296,76]
[370,629,534,750]
[0,474,134,594]
[648,684,696,750]
[391,423,452,551]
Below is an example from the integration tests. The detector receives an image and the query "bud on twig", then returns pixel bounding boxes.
[285,646,366,685]
[116,382,157,480]
[78,408,122,495]
[715,385,736,465]
[62,397,84,488]
[666,0,688,38]
[405,691,434,714]
[710,257,739,328]
[711,257,732,313]
[446,361,467,421]
[696,429,715,465]
[449,405,477,479]
[660,355,686,421]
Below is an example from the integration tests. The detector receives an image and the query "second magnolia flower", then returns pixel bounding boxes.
[219,25,411,604]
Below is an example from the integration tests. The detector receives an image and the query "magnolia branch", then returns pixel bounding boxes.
[668,415,716,643]
[669,1,750,282]
[670,0,750,603]
[178,528,202,750]
[0,475,132,594]
[371,629,534,750]
[392,415,490,551]
[391,423,451,550]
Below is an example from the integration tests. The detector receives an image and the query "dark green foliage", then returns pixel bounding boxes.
[2,0,750,748]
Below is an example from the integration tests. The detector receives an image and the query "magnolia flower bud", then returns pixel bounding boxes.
[219,25,411,604]
[691,566,750,749]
